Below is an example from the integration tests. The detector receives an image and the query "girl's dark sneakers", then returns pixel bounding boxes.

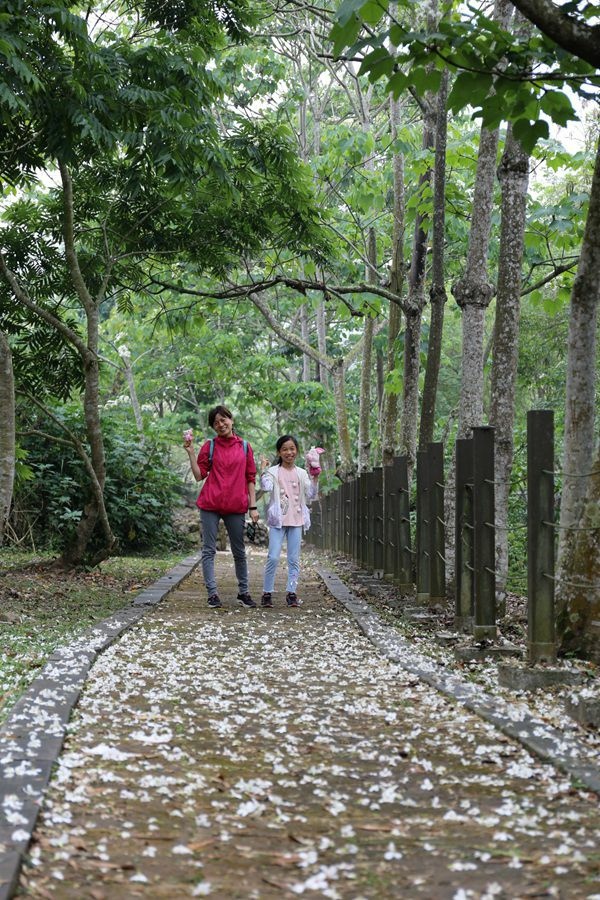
[261,592,273,608]
[207,595,222,608]
[286,592,299,608]
[237,593,257,608]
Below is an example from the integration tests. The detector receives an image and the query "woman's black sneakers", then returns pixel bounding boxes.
[260,592,273,608]
[286,592,299,608]
[207,595,222,608]
[237,593,257,608]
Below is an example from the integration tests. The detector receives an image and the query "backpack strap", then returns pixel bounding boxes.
[207,438,247,468]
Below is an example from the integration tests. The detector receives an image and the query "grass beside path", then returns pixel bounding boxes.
[0,549,183,725]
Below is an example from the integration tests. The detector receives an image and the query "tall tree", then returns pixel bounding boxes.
[489,119,531,604]
[0,330,14,545]
[0,0,324,565]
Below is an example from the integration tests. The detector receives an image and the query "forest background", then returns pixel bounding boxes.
[0,0,599,659]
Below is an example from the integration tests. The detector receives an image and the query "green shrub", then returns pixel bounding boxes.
[13,406,181,554]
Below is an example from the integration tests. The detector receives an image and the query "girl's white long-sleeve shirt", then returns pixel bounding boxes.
[260,464,317,530]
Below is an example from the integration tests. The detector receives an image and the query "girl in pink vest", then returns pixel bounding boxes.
[259,435,319,608]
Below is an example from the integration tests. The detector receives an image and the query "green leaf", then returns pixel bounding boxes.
[359,0,388,26]
[330,18,362,56]
[512,118,549,154]
[539,90,577,127]
[359,47,395,81]
[447,71,494,114]
[335,0,371,26]
[388,70,410,98]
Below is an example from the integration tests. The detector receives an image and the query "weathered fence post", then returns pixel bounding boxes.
[455,438,474,631]
[472,426,497,640]
[383,462,397,581]
[366,470,377,572]
[527,409,556,663]
[416,448,430,602]
[342,480,351,557]
[397,456,413,590]
[352,476,360,564]
[335,486,342,553]
[359,473,369,570]
[311,498,321,548]
[428,442,445,602]
[373,467,384,576]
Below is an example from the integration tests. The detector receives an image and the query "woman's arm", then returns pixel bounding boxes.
[184,440,208,482]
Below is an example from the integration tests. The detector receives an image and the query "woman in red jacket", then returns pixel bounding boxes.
[184,405,259,608]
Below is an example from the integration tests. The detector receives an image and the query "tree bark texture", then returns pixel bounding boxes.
[381,95,405,467]
[400,101,435,483]
[445,0,513,586]
[59,163,116,567]
[118,346,145,441]
[452,0,513,439]
[358,227,377,472]
[557,137,600,634]
[0,331,15,545]
[332,358,355,480]
[558,442,600,662]
[420,69,449,449]
[490,122,530,602]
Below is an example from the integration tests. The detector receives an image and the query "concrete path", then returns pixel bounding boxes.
[14,548,600,898]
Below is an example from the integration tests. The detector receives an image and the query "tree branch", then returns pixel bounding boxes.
[249,293,332,370]
[521,259,579,295]
[59,161,97,315]
[509,0,600,69]
[148,273,404,308]
[0,250,88,356]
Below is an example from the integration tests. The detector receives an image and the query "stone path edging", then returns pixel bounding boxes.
[317,567,600,796]
[0,551,201,900]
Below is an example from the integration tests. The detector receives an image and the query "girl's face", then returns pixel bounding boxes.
[212,413,234,438]
[279,439,298,466]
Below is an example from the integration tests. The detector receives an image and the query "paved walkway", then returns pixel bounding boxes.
[13,548,600,898]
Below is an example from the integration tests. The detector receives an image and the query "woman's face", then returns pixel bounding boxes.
[279,439,298,465]
[212,413,234,438]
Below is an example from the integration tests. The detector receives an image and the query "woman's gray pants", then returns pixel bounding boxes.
[200,510,248,598]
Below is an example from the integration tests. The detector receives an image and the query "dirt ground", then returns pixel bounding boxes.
[17,547,600,899]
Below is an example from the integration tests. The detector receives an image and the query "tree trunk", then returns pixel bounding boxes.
[446,1,512,583]
[489,121,530,605]
[381,95,406,467]
[558,441,600,662]
[557,136,600,638]
[332,358,355,479]
[118,345,145,441]
[0,331,15,545]
[59,162,116,567]
[452,0,513,438]
[358,228,377,472]
[420,69,449,448]
[62,326,116,568]
[400,101,435,483]
[300,303,311,382]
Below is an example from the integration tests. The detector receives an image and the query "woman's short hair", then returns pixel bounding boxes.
[208,405,233,427]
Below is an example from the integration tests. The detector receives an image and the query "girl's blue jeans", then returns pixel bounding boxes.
[263,525,303,594]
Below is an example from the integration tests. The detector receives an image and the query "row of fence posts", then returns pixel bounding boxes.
[307,410,556,663]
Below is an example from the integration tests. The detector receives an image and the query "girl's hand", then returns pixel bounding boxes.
[260,455,270,471]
